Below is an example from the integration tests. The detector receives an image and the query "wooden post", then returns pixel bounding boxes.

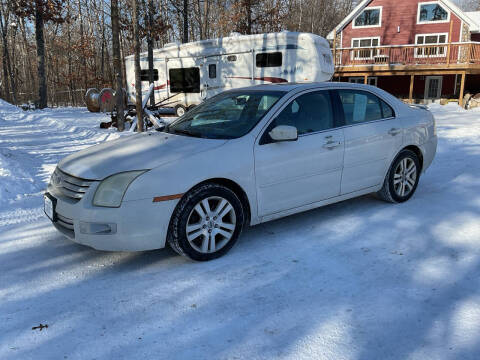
[332,28,337,67]
[409,75,414,104]
[447,20,453,65]
[459,72,466,107]
[364,75,368,84]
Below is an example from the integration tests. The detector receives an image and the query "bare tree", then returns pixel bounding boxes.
[14,0,65,108]
[146,0,155,106]
[0,2,14,103]
[132,0,143,131]
[183,0,188,43]
[112,0,125,130]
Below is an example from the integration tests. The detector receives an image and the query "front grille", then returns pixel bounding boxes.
[54,213,75,239]
[50,167,94,202]
[57,214,74,230]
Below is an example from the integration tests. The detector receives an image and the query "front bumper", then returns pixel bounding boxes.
[47,182,179,251]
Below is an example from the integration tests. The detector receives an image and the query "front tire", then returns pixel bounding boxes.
[377,149,420,203]
[167,183,245,261]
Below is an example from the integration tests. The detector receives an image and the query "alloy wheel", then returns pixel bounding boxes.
[186,196,236,253]
[393,157,417,197]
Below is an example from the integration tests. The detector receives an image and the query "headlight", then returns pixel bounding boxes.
[93,170,147,207]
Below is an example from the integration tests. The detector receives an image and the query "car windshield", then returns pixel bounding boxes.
[166,90,285,139]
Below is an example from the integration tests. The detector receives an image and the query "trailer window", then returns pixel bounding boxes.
[169,67,200,93]
[227,55,237,62]
[256,52,282,67]
[208,64,216,79]
[140,69,159,81]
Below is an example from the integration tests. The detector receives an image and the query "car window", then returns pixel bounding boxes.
[381,99,395,118]
[338,90,381,124]
[167,90,284,139]
[272,91,334,135]
[338,90,393,124]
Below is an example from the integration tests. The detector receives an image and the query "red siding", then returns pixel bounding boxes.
[341,0,463,48]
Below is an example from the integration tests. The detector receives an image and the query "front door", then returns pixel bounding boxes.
[336,89,403,194]
[254,90,344,216]
[424,76,443,101]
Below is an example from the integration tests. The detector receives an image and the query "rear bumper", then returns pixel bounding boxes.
[420,135,437,172]
[48,190,178,251]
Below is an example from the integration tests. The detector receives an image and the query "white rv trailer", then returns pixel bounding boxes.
[125,31,334,116]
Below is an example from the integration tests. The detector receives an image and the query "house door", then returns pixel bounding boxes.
[424,76,442,100]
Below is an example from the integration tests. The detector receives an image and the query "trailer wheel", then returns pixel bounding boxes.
[175,105,186,117]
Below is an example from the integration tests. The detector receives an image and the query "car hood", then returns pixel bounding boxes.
[58,132,227,180]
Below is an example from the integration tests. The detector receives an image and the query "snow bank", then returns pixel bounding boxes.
[0,106,119,211]
[1,104,480,359]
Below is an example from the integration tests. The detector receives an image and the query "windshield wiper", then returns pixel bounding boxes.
[171,128,205,138]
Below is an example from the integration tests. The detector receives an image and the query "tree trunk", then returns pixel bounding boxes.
[0,14,10,102]
[111,0,125,131]
[35,2,47,108]
[203,0,209,39]
[147,0,155,106]
[78,0,87,92]
[101,0,105,86]
[66,0,74,106]
[246,0,252,34]
[0,4,16,104]
[183,0,188,43]
[133,0,143,132]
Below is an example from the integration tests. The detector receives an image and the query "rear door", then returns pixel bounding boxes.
[335,89,403,194]
[254,90,345,216]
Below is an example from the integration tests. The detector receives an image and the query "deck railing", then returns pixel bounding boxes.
[334,42,480,68]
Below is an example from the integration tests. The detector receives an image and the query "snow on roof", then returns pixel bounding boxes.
[466,11,480,32]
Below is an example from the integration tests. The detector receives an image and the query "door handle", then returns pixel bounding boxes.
[323,140,342,149]
[388,128,402,136]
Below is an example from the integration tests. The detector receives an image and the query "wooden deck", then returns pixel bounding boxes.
[334,42,480,74]
[332,42,480,105]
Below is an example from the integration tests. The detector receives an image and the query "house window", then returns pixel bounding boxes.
[256,52,282,67]
[417,2,449,23]
[353,7,382,28]
[348,77,378,87]
[140,69,159,81]
[169,67,200,93]
[415,33,447,57]
[351,37,380,60]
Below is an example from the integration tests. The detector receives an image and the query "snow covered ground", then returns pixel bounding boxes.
[0,101,480,359]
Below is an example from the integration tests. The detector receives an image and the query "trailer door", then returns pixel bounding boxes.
[202,57,222,99]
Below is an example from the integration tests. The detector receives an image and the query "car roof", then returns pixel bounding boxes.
[233,81,380,93]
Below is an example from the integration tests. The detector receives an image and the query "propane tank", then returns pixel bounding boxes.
[85,88,100,112]
[98,88,116,113]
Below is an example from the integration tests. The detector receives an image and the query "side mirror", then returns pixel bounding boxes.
[268,125,298,142]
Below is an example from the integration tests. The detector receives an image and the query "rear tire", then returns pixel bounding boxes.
[167,183,245,261]
[377,149,420,203]
[175,104,186,117]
